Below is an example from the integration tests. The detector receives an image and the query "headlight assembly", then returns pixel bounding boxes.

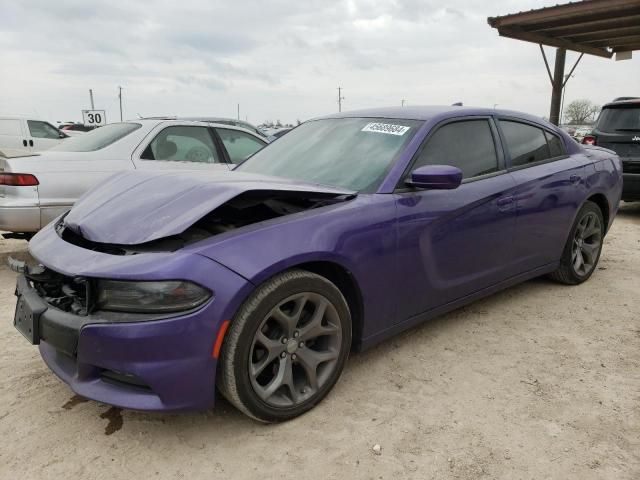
[96,280,212,313]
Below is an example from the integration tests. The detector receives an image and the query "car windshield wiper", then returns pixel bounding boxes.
[615,128,640,132]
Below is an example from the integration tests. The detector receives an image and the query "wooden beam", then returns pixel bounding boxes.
[583,35,640,47]
[613,43,640,52]
[531,14,640,35]
[488,0,640,29]
[566,25,640,42]
[496,27,613,58]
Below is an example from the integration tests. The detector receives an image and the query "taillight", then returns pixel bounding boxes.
[582,135,596,145]
[0,173,39,186]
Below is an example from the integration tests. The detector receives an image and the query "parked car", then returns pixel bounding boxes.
[58,123,96,136]
[271,128,292,138]
[572,126,592,143]
[583,98,640,201]
[0,115,68,153]
[13,106,622,422]
[0,119,268,237]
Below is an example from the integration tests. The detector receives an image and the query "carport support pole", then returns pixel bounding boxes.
[549,47,566,125]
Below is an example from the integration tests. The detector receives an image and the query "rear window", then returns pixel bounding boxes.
[499,121,550,167]
[596,106,640,133]
[50,123,141,152]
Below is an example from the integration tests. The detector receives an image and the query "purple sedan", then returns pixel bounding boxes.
[13,106,622,422]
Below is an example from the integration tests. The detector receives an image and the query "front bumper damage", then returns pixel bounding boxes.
[12,223,253,412]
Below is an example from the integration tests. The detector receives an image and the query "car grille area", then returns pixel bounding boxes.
[27,267,91,315]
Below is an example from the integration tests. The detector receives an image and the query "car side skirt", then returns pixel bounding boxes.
[357,262,559,351]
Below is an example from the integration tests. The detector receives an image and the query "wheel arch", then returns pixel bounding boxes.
[292,260,365,352]
[290,260,364,350]
[585,193,610,232]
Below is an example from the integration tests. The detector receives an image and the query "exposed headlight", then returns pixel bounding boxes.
[96,280,212,313]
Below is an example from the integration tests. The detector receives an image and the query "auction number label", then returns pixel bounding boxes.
[361,122,410,136]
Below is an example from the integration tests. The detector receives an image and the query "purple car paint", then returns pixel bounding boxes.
[15,106,623,413]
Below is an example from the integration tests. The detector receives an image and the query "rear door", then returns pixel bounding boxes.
[497,118,585,271]
[394,117,519,321]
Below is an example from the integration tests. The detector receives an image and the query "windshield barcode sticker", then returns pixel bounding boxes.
[361,123,410,136]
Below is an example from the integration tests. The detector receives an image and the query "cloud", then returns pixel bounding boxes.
[0,0,638,124]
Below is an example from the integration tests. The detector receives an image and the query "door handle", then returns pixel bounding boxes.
[29,140,34,147]
[569,174,581,184]
[496,195,514,207]
[23,139,27,147]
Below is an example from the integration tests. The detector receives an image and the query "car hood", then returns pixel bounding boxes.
[63,170,355,245]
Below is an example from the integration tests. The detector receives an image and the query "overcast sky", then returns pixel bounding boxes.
[1,0,638,125]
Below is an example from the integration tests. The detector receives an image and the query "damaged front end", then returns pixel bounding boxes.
[10,258,91,315]
[57,188,355,255]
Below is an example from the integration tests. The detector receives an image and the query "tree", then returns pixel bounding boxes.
[564,99,600,125]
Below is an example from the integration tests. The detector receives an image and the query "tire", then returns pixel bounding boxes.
[549,201,604,285]
[217,270,352,422]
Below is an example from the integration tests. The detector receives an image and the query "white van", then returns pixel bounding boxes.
[0,115,68,153]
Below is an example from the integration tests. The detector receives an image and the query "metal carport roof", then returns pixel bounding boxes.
[488,0,640,124]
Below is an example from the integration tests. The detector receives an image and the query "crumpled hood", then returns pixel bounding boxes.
[63,170,355,245]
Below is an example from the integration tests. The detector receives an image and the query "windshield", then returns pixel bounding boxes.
[50,122,142,152]
[597,106,640,132]
[236,117,422,191]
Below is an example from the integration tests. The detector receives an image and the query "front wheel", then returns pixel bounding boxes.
[550,201,604,285]
[217,270,352,422]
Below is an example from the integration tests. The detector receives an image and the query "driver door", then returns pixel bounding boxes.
[393,117,519,322]
[133,125,231,171]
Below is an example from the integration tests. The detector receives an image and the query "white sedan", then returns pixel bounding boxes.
[0,118,268,237]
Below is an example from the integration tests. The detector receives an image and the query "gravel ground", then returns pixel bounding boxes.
[0,203,638,480]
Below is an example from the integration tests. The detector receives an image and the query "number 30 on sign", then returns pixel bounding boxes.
[82,110,107,127]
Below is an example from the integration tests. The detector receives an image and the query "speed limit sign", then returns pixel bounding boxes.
[82,110,107,127]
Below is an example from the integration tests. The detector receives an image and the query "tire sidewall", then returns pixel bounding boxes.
[222,271,352,422]
[562,201,604,283]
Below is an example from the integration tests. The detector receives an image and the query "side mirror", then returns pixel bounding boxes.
[406,165,463,190]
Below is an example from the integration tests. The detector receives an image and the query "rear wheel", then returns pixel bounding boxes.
[217,270,351,422]
[550,201,604,285]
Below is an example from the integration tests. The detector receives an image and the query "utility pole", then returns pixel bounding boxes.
[118,86,123,121]
[401,99,405,107]
[89,89,95,109]
[337,87,345,112]
[237,103,240,120]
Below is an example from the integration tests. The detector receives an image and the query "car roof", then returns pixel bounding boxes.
[602,98,640,108]
[0,114,46,121]
[130,118,265,135]
[316,105,551,126]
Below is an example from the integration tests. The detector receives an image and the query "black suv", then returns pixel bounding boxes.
[584,98,640,201]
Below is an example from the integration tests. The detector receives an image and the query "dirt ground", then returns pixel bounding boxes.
[0,204,638,480]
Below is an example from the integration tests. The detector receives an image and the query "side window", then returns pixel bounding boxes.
[545,131,565,158]
[217,128,266,164]
[413,120,499,179]
[27,120,61,139]
[500,121,551,167]
[141,126,219,163]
